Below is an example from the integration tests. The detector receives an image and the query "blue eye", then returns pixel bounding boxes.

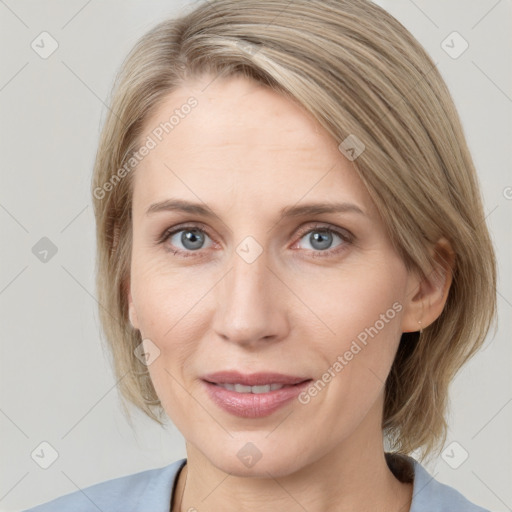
[294,225,352,257]
[158,223,353,259]
[299,229,340,251]
[164,227,213,255]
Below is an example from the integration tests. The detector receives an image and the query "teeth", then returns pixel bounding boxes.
[218,383,285,393]
[234,384,253,393]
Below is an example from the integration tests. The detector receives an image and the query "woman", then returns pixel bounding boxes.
[23,0,497,510]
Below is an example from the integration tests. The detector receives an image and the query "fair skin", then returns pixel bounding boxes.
[127,74,454,512]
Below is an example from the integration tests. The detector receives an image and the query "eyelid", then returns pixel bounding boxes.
[293,222,354,244]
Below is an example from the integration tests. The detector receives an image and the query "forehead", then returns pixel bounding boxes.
[140,75,332,161]
[132,74,375,217]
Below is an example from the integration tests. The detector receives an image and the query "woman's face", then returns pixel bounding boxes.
[128,74,420,476]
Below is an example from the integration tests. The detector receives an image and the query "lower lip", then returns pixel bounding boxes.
[202,380,312,418]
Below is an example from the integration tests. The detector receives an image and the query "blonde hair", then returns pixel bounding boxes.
[91,0,497,459]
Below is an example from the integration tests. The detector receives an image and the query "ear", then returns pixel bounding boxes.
[401,237,456,333]
[127,279,139,330]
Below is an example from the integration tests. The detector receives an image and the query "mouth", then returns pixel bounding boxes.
[201,371,313,418]
[207,382,299,393]
[202,370,311,388]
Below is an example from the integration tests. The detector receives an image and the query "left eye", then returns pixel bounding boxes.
[295,227,346,252]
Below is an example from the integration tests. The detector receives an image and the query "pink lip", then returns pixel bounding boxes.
[201,371,312,418]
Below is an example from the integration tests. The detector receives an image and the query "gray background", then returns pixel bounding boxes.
[0,1,510,511]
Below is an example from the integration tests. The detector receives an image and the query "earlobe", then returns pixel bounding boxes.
[401,237,455,333]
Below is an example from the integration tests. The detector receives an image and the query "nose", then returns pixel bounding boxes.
[211,247,290,348]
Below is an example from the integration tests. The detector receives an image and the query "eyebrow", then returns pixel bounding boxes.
[146,198,366,219]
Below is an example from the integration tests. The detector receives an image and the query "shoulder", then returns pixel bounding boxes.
[21,458,187,512]
[391,454,492,512]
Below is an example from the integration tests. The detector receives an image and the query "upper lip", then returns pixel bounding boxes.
[202,371,311,386]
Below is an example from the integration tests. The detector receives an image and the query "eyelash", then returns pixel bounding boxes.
[157,222,354,259]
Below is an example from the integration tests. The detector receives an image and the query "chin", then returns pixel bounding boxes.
[196,436,312,479]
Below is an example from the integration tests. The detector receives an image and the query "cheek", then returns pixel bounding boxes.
[129,258,215,413]
[300,259,407,397]
[131,264,205,416]
[295,258,406,344]
[292,274,405,437]
[130,251,209,339]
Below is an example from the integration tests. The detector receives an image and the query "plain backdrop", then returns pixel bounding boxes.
[0,1,511,511]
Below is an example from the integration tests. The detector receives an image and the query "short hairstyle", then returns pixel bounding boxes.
[91,0,497,459]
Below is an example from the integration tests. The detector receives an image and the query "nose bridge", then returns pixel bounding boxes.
[212,240,287,345]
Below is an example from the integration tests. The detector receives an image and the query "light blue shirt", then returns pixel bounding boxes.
[21,456,491,511]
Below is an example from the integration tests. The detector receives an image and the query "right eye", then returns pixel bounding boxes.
[159,225,215,257]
